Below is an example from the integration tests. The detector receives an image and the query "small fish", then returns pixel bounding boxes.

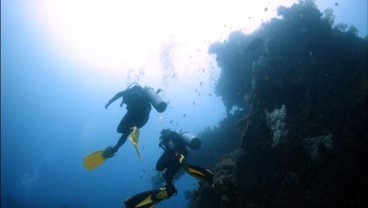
[170,120,173,124]
[183,114,186,117]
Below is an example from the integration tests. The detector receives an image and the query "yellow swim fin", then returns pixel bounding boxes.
[125,185,177,208]
[129,126,142,160]
[179,155,213,185]
[83,150,106,170]
[125,188,162,208]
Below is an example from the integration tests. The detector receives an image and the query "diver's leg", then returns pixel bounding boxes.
[112,111,133,153]
[111,133,129,153]
[103,112,132,158]
[156,153,169,171]
[105,110,149,158]
[103,133,129,158]
[117,112,132,134]
[163,183,177,198]
[134,112,150,129]
[164,162,181,185]
[160,166,179,200]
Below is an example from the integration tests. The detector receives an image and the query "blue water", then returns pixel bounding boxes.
[0,26,221,207]
[1,3,224,207]
[1,1,367,208]
[0,28,217,207]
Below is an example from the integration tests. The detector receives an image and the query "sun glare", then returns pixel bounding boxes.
[28,0,298,83]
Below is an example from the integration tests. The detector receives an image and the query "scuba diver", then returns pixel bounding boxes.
[83,83,167,170]
[125,129,213,208]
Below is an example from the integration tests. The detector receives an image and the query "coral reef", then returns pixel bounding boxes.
[302,134,333,161]
[190,1,368,207]
[266,105,288,147]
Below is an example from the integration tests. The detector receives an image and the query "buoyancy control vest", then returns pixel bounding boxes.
[124,83,167,113]
[124,84,151,112]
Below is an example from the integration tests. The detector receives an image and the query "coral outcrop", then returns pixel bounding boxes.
[189,1,367,207]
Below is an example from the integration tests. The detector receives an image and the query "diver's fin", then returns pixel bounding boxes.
[179,155,214,185]
[83,150,106,170]
[182,163,214,185]
[125,186,174,208]
[129,126,142,160]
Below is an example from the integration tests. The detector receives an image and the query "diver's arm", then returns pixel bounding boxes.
[105,91,125,109]
[156,152,171,171]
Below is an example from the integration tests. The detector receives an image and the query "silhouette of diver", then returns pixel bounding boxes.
[83,83,167,170]
[124,129,213,208]
[103,83,153,158]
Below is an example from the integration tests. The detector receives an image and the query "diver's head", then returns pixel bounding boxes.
[159,129,173,149]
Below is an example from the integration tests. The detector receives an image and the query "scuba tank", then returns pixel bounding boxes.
[180,132,201,150]
[143,86,167,113]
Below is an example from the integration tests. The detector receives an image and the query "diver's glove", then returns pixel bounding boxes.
[102,146,115,158]
[105,101,112,109]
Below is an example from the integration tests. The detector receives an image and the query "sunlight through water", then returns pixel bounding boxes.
[27,0,299,84]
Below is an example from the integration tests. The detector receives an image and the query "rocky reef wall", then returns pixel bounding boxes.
[189,1,367,207]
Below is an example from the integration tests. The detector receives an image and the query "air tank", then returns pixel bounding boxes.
[143,87,167,113]
[180,132,201,150]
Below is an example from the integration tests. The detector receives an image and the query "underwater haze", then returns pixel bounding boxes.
[1,0,367,208]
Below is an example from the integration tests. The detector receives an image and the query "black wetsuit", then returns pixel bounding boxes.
[156,130,188,185]
[110,85,152,153]
[117,85,151,134]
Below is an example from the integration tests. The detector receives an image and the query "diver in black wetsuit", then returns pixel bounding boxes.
[124,129,213,208]
[103,83,152,157]
[83,83,167,171]
[156,129,188,185]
